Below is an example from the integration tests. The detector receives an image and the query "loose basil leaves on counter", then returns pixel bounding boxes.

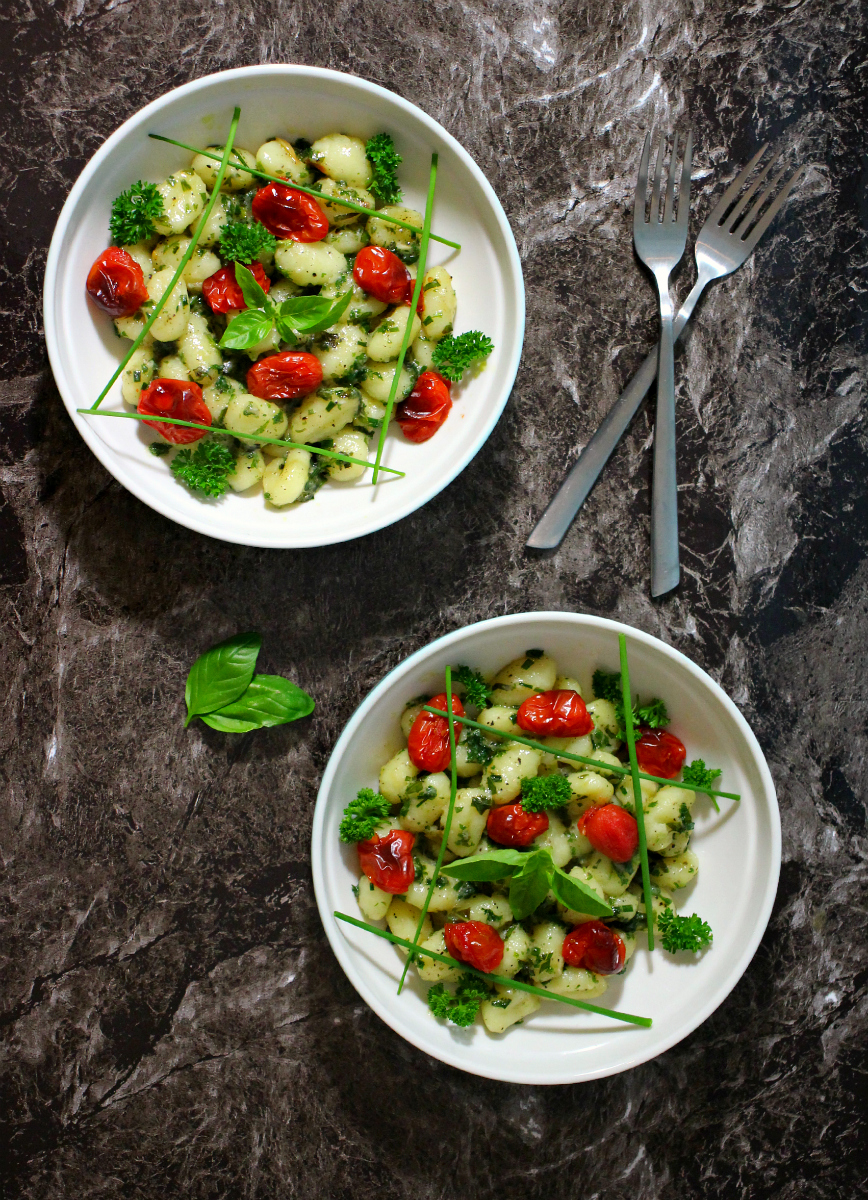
[184,633,314,732]
[441,846,611,922]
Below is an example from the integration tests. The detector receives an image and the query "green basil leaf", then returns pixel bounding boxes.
[440,847,528,881]
[185,633,261,725]
[507,850,553,920]
[295,289,354,335]
[234,261,272,312]
[219,309,275,350]
[278,289,353,336]
[549,866,612,918]
[201,674,315,732]
[274,316,299,345]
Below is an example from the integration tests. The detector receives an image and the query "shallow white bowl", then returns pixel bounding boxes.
[43,66,524,548]
[312,612,780,1085]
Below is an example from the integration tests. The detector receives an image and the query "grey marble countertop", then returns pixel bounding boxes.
[1,1,866,1196]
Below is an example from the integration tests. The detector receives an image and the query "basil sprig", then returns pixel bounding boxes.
[441,847,611,922]
[219,263,353,351]
[184,633,314,732]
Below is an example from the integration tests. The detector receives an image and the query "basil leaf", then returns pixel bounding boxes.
[440,847,528,881]
[201,674,315,732]
[296,289,353,335]
[185,633,261,726]
[549,866,612,918]
[507,850,553,920]
[278,289,353,336]
[219,309,275,350]
[234,261,272,312]
[274,316,299,345]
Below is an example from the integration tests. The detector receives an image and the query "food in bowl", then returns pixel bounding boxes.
[339,646,725,1033]
[85,128,492,507]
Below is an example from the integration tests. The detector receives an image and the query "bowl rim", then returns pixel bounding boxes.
[43,63,525,549]
[311,610,782,1084]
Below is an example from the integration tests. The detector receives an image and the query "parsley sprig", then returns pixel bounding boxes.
[218,220,277,264]
[592,668,670,733]
[427,975,489,1027]
[452,664,492,708]
[519,773,572,812]
[432,332,494,383]
[219,262,352,351]
[339,789,391,843]
[170,438,235,497]
[366,133,403,205]
[109,180,165,245]
[658,909,713,953]
[682,759,723,793]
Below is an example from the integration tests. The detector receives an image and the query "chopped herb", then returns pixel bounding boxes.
[427,974,489,1027]
[455,881,477,900]
[452,665,492,709]
[365,132,403,205]
[338,788,391,843]
[109,180,165,245]
[218,220,277,264]
[676,802,694,832]
[170,438,235,497]
[658,909,713,953]
[148,442,171,457]
[520,773,572,812]
[464,728,494,768]
[431,331,494,383]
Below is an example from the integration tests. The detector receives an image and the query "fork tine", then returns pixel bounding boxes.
[722,151,781,232]
[663,132,679,222]
[739,165,806,250]
[650,132,666,222]
[707,143,770,225]
[633,132,651,230]
[676,128,693,227]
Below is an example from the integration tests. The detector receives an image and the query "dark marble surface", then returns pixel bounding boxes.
[1,1,866,1196]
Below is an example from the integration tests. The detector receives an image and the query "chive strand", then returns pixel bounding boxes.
[76,408,405,476]
[371,152,438,484]
[334,912,652,1028]
[421,708,740,802]
[397,665,460,995]
[619,634,655,951]
[91,109,243,410]
[147,133,461,251]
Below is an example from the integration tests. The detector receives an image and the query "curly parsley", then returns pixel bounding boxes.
[218,220,277,264]
[520,773,572,812]
[339,788,391,843]
[432,331,494,383]
[681,759,723,792]
[366,133,403,205]
[658,909,713,953]
[170,439,235,497]
[427,974,490,1027]
[591,668,669,733]
[109,180,165,245]
[452,664,492,709]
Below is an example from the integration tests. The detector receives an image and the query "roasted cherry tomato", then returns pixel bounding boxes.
[137,378,211,444]
[396,371,452,444]
[578,803,639,863]
[86,247,149,318]
[251,183,329,242]
[635,728,687,779]
[202,261,271,314]
[486,802,549,847]
[562,921,626,975]
[444,920,504,973]
[246,351,323,401]
[407,692,465,772]
[353,245,413,304]
[357,829,416,894]
[517,689,594,738]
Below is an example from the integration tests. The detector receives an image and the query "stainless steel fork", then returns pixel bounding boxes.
[527,147,806,555]
[633,131,693,596]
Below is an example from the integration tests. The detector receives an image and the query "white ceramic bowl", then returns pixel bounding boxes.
[312,612,780,1085]
[43,66,524,548]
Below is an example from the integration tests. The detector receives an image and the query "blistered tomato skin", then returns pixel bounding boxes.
[137,378,211,444]
[562,921,626,975]
[353,245,412,303]
[246,352,323,401]
[517,690,594,738]
[407,692,465,772]
[86,247,149,318]
[486,802,549,847]
[444,920,505,973]
[251,183,329,242]
[578,803,639,863]
[357,829,416,894]
[635,728,687,779]
[396,372,452,444]
[202,261,271,314]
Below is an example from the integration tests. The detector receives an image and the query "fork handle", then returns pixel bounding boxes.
[651,291,678,597]
[525,275,707,551]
